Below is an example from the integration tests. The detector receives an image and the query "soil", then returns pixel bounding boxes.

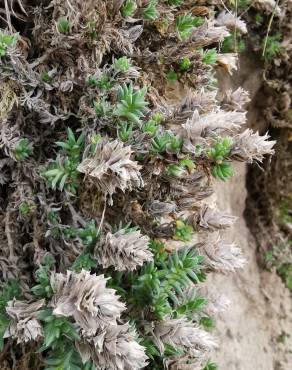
[210,162,292,370]
[208,55,292,370]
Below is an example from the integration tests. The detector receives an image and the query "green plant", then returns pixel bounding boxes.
[31,256,55,299]
[94,99,112,117]
[121,0,137,17]
[41,71,53,83]
[166,135,183,154]
[113,56,131,73]
[151,132,172,153]
[204,361,218,370]
[179,158,195,171]
[114,84,148,124]
[174,293,207,320]
[87,76,99,88]
[118,121,133,142]
[39,309,80,350]
[45,348,96,370]
[167,164,185,177]
[222,34,245,53]
[55,128,85,161]
[228,0,251,9]
[179,57,192,71]
[63,226,78,240]
[19,201,36,216]
[43,156,80,193]
[38,309,94,370]
[173,219,194,242]
[142,338,183,369]
[167,158,195,178]
[0,33,17,57]
[86,20,98,40]
[175,15,204,40]
[168,0,184,6]
[255,14,264,26]
[212,162,235,181]
[87,75,112,89]
[151,132,183,154]
[14,138,33,161]
[200,316,215,330]
[152,113,163,124]
[131,245,205,319]
[202,49,218,65]
[143,1,159,20]
[278,264,292,291]
[262,33,282,61]
[166,69,178,82]
[277,200,292,226]
[142,119,159,136]
[265,241,292,291]
[43,128,84,194]
[71,253,96,273]
[207,137,235,181]
[57,18,71,34]
[78,220,100,248]
[0,280,22,350]
[97,74,113,90]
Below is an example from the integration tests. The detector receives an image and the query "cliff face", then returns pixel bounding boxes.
[205,50,292,370]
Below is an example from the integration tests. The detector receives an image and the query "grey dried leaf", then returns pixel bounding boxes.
[171,89,217,126]
[0,82,18,121]
[0,158,12,184]
[223,87,250,112]
[77,140,143,205]
[254,0,282,15]
[197,205,237,231]
[110,26,143,56]
[0,120,20,160]
[204,293,231,315]
[198,233,246,272]
[5,299,45,343]
[76,323,148,370]
[147,200,177,216]
[182,109,246,140]
[164,357,203,370]
[191,20,230,46]
[217,53,238,75]
[94,229,153,271]
[216,11,247,34]
[150,318,217,357]
[50,270,125,335]
[231,129,276,162]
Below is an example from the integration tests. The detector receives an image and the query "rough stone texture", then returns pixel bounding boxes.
[208,162,292,370]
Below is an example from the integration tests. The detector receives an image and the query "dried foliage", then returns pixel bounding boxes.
[0,0,275,369]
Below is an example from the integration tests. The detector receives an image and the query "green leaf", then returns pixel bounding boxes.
[0,33,18,57]
[114,57,131,73]
[0,313,10,351]
[143,1,159,20]
[0,280,22,312]
[14,138,33,161]
[114,84,148,124]
[71,253,96,272]
[175,15,204,40]
[57,18,71,34]
[202,48,218,65]
[121,0,137,17]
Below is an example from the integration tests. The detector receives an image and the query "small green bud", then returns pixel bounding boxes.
[57,17,71,34]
